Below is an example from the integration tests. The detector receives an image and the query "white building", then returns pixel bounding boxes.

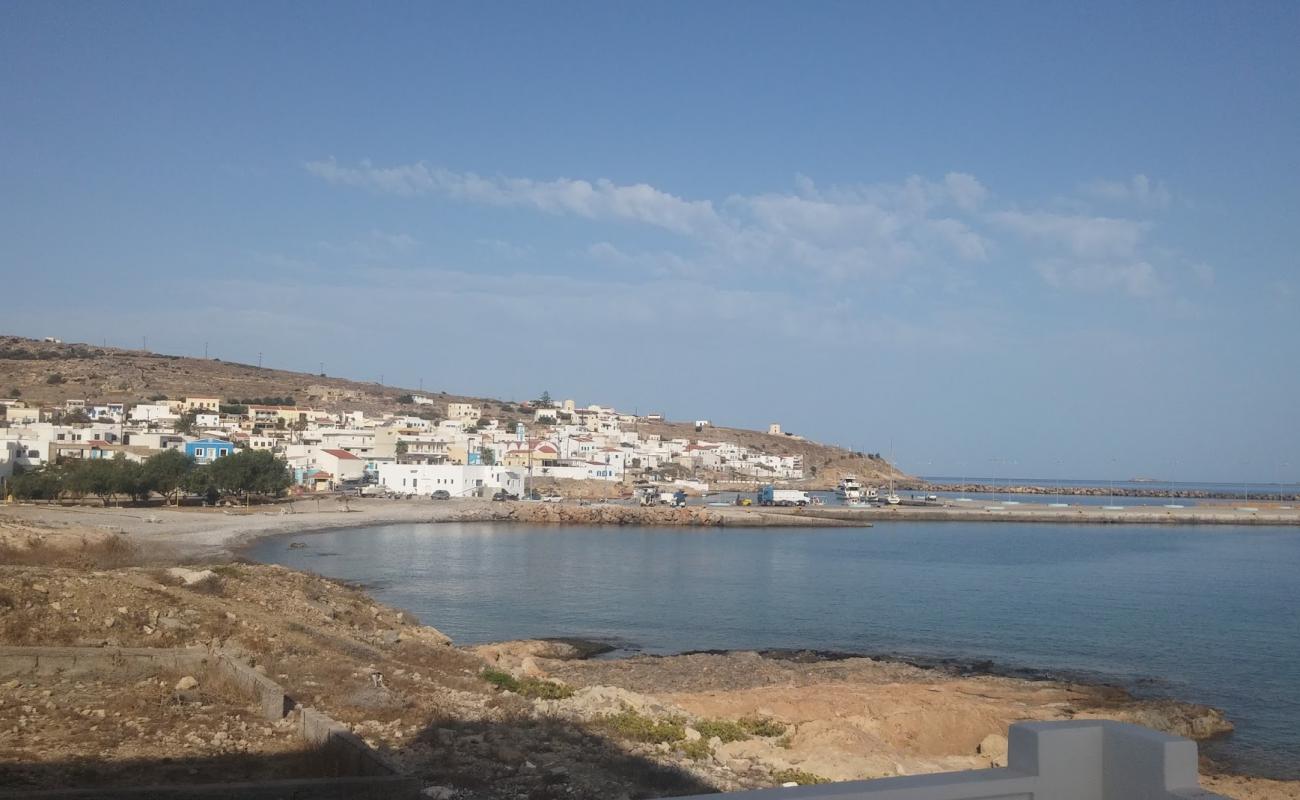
[129,403,178,423]
[316,448,366,483]
[377,463,524,497]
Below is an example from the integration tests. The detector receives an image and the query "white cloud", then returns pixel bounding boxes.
[988,210,1147,259]
[944,172,988,212]
[306,160,1207,299]
[1036,259,1164,298]
[305,158,720,237]
[477,239,531,260]
[1081,174,1172,210]
[924,218,990,261]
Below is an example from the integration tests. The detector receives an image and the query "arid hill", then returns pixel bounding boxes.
[0,334,907,488]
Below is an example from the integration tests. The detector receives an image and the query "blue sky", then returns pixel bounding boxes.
[3,2,1297,482]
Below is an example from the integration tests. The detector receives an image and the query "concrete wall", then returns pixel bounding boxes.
[677,721,1226,800]
[0,645,208,679]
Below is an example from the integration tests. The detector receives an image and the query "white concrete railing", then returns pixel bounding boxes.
[681,721,1226,800]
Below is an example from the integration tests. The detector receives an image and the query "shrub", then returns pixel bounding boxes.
[480,668,575,700]
[771,769,829,785]
[602,709,686,744]
[482,667,521,691]
[678,738,712,760]
[46,373,65,384]
[741,717,787,737]
[695,719,748,743]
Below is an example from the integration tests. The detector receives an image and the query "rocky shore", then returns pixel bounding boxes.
[1,539,1296,799]
[449,501,865,528]
[915,483,1297,502]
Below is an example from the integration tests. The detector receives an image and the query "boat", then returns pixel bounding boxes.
[884,475,901,505]
[836,475,864,501]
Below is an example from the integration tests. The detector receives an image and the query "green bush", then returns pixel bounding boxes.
[740,717,787,737]
[480,668,575,700]
[771,769,829,786]
[695,719,748,743]
[678,737,712,760]
[602,709,686,744]
[482,667,521,691]
[694,716,787,743]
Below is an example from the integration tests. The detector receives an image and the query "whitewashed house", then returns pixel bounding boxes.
[377,463,523,497]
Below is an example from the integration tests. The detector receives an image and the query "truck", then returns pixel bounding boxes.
[638,487,689,507]
[757,486,811,507]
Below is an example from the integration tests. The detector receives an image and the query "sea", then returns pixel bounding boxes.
[247,520,1300,779]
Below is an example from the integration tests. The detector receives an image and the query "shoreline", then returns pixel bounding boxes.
[4,495,1299,565]
[908,482,1298,502]
[4,514,1298,794]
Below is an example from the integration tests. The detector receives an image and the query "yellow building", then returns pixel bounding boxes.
[183,397,221,413]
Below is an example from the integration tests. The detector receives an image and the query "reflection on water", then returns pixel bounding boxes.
[248,521,1300,778]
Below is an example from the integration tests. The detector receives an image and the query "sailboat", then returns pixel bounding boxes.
[884,474,901,505]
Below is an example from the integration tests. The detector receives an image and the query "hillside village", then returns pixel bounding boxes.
[0,337,904,502]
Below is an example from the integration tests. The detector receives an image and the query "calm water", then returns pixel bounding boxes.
[247,522,1300,778]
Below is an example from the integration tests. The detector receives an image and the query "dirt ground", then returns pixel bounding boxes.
[0,666,318,789]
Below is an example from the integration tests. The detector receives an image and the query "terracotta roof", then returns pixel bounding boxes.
[321,448,360,460]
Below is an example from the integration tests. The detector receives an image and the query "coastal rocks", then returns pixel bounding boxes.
[470,639,586,676]
[977,733,1008,766]
[454,502,727,528]
[555,685,687,721]
[1099,700,1234,741]
[165,567,219,587]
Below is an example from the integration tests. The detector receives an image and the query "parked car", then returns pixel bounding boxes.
[430,490,451,500]
[492,491,518,502]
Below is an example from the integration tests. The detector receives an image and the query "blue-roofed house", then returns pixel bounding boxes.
[186,438,235,465]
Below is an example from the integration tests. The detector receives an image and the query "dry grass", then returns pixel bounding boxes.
[0,533,142,569]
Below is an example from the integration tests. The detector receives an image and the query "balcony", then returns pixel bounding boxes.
[680,721,1225,800]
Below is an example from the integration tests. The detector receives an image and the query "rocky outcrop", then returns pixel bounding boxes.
[452,501,865,527]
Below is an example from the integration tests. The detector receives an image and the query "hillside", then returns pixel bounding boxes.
[0,334,907,488]
[638,420,908,488]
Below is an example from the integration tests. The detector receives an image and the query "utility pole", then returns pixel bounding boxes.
[204,342,209,359]
[319,361,324,376]
[257,352,263,368]
[142,336,147,351]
